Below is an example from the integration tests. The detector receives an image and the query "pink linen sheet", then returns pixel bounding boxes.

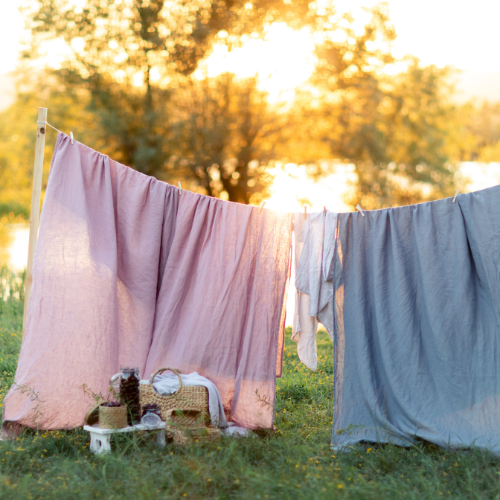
[146,189,291,428]
[3,133,291,430]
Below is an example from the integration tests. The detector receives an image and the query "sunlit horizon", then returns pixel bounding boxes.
[264,161,500,215]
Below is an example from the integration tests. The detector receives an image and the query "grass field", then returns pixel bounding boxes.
[1,266,500,499]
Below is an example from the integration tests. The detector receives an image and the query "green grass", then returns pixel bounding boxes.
[1,267,500,498]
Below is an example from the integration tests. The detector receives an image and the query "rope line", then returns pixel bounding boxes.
[37,121,65,135]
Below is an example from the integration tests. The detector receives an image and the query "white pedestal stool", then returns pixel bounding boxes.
[83,422,167,455]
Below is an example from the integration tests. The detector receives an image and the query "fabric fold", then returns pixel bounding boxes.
[322,211,338,282]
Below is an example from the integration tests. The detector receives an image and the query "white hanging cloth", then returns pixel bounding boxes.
[292,211,337,370]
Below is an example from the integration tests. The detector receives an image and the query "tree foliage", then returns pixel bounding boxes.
[171,73,292,203]
[294,7,462,209]
[2,0,467,209]
[346,62,461,209]
[458,101,500,162]
[24,0,316,182]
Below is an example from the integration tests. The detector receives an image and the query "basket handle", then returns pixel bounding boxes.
[149,367,183,395]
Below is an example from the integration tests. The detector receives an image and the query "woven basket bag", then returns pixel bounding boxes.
[140,368,209,421]
[164,408,210,428]
[167,426,221,445]
[98,405,128,429]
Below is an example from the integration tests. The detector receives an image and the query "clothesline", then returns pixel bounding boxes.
[33,115,463,223]
[33,119,323,217]
[24,108,463,337]
[37,120,63,135]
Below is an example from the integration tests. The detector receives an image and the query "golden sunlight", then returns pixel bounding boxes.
[460,163,500,192]
[198,22,316,100]
[264,163,356,214]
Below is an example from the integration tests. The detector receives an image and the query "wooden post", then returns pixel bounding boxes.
[22,107,47,337]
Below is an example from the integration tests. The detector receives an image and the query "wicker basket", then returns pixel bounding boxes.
[85,402,107,426]
[99,405,128,429]
[168,426,220,445]
[140,368,209,422]
[165,408,210,428]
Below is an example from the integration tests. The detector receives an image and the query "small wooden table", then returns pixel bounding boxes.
[84,422,167,455]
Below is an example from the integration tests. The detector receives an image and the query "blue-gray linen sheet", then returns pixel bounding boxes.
[331,185,500,453]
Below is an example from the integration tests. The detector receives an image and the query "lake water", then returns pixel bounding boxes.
[0,223,29,271]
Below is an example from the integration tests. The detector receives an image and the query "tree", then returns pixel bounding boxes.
[20,0,359,203]
[22,0,315,181]
[0,69,105,217]
[458,101,500,162]
[18,0,463,208]
[294,4,461,208]
[171,73,292,203]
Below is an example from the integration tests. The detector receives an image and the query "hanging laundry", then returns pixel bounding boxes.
[330,186,500,453]
[3,133,175,430]
[292,212,336,370]
[144,189,291,430]
[3,133,291,431]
